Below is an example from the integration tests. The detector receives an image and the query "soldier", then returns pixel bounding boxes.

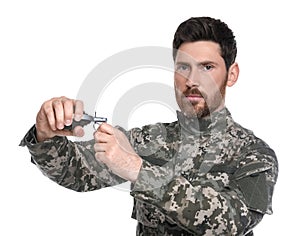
[20,17,278,235]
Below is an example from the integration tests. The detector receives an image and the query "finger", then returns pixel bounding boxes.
[94,142,107,152]
[52,99,65,130]
[62,98,74,126]
[53,129,73,137]
[95,151,106,163]
[74,100,84,121]
[73,126,85,137]
[42,100,56,131]
[94,130,111,143]
[98,123,114,135]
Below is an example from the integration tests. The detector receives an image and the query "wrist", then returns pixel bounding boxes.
[128,155,142,183]
[36,128,52,143]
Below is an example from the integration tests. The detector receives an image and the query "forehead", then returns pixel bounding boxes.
[176,41,223,63]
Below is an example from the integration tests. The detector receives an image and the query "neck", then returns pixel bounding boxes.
[177,107,229,135]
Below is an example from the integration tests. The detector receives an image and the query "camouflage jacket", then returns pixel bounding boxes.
[20,108,278,235]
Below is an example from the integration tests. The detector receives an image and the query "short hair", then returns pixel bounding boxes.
[173,17,237,70]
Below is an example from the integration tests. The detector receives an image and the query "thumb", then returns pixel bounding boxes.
[98,123,114,135]
[73,126,85,137]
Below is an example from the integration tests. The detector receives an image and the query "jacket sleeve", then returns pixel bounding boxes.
[130,145,278,235]
[20,125,126,192]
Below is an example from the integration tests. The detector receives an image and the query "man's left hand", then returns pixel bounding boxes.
[94,123,142,182]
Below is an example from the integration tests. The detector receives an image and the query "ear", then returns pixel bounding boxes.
[226,62,239,87]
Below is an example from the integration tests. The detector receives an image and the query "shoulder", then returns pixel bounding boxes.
[226,114,278,169]
[228,116,278,179]
[227,114,272,152]
[226,115,278,214]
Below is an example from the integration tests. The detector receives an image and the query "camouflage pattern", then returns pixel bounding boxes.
[20,108,278,235]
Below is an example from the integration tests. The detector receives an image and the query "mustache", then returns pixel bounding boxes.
[183,88,206,98]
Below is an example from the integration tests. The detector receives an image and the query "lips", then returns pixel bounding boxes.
[186,94,203,98]
[184,89,205,104]
[186,95,204,104]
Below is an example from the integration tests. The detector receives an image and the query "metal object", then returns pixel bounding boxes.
[64,112,107,131]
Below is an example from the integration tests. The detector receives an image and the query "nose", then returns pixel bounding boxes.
[185,69,200,88]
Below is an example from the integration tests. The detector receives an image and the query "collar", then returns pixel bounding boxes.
[176,107,231,135]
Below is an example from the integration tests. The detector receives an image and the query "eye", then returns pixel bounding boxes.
[199,64,214,71]
[175,63,191,78]
[176,63,190,72]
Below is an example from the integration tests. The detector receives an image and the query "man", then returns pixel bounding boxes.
[20,17,278,235]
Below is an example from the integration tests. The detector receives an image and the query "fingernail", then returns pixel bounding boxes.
[58,124,64,130]
[74,114,81,121]
[65,120,72,126]
[74,127,84,137]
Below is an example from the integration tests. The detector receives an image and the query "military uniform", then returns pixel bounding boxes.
[20,108,278,235]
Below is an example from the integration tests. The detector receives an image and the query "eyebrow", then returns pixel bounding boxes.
[175,60,218,66]
[175,61,190,66]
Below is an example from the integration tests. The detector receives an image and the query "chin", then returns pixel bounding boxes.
[181,106,210,118]
[194,107,210,118]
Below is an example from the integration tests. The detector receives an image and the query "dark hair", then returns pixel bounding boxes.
[173,17,237,70]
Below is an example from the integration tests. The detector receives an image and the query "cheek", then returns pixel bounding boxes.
[202,73,226,92]
[174,74,186,90]
[212,70,228,87]
[174,76,185,105]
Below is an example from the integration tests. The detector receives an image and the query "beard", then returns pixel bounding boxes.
[175,78,227,118]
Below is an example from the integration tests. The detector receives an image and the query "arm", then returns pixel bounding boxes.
[20,96,127,192]
[93,123,142,183]
[130,147,278,235]
[20,125,126,192]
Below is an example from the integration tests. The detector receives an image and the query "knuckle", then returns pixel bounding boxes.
[50,96,60,102]
[94,131,100,141]
[52,99,62,107]
[74,100,84,117]
[76,99,83,106]
[43,103,54,116]
[42,99,51,109]
[93,143,100,151]
[60,96,70,103]
[105,151,112,160]
[95,152,102,161]
[66,99,73,106]
[99,123,107,132]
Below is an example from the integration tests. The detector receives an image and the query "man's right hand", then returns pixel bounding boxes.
[36,96,85,142]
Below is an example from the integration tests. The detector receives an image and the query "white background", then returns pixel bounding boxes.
[1,0,299,235]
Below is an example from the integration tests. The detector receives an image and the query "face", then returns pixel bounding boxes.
[174,41,238,118]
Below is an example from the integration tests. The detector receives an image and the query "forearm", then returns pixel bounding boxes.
[20,125,126,192]
[131,160,260,235]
